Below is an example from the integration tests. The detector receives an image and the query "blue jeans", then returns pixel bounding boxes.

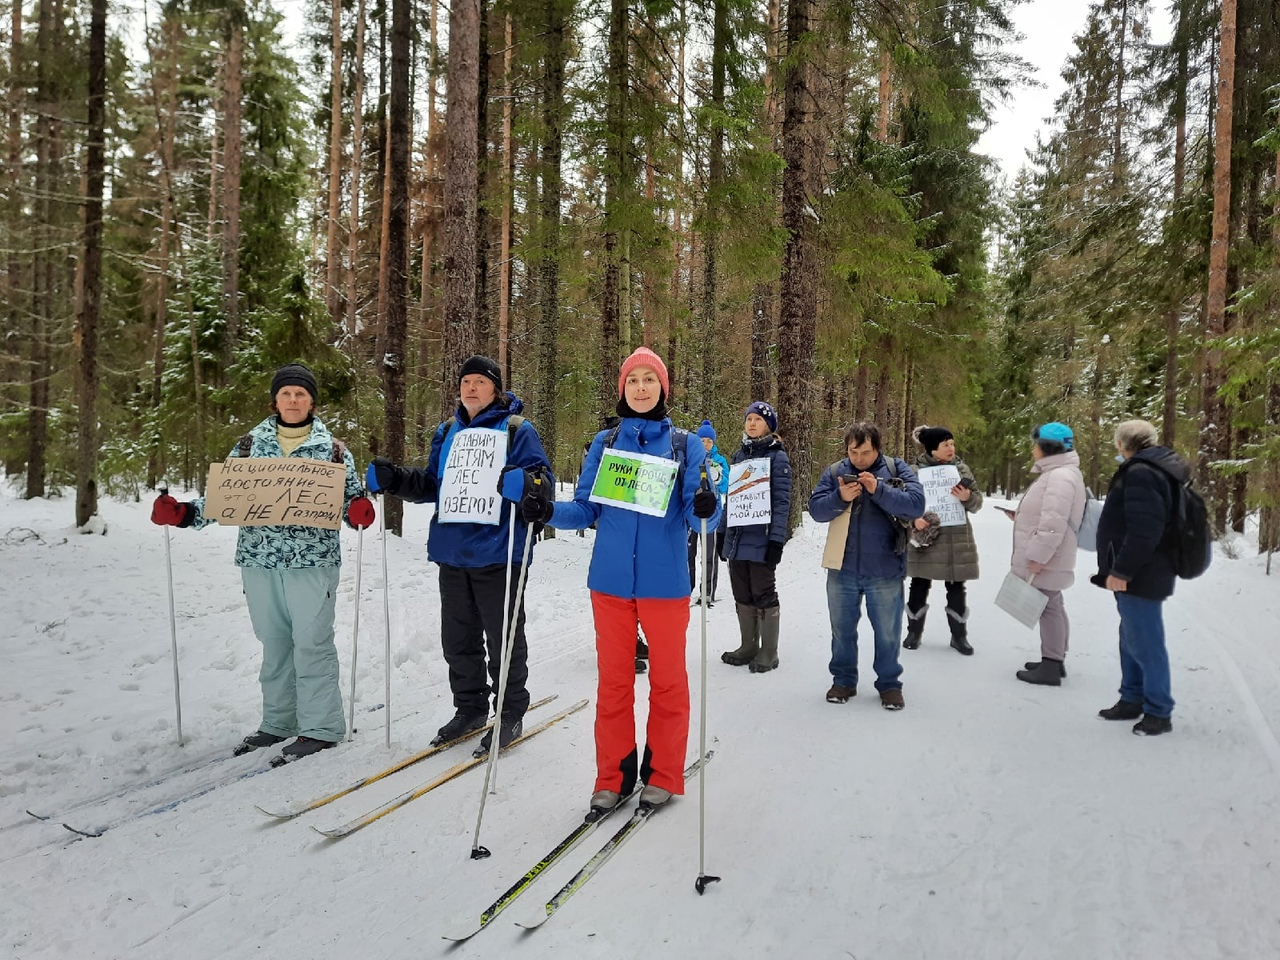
[826,571,904,692]
[1115,592,1173,718]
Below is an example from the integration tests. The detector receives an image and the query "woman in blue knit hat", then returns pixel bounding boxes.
[688,419,730,605]
[720,402,792,673]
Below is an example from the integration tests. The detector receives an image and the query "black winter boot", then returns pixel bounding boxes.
[1098,699,1142,721]
[722,604,760,666]
[945,606,973,656]
[903,604,927,650]
[233,730,288,756]
[1016,658,1063,686]
[1025,660,1068,677]
[750,607,780,673]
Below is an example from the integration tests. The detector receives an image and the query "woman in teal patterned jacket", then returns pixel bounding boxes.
[151,364,374,762]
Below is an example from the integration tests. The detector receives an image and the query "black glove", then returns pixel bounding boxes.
[520,467,555,524]
[366,458,400,496]
[692,487,717,520]
[764,540,784,566]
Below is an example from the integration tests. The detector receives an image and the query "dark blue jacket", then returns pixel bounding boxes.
[393,394,551,568]
[808,453,926,580]
[1091,446,1186,601]
[722,435,792,563]
[547,416,718,599]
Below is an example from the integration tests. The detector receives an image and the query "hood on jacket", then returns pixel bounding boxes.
[1127,446,1189,483]
[1031,449,1080,475]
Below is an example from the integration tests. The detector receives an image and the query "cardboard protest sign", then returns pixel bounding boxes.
[917,464,966,527]
[588,448,678,518]
[205,458,346,530]
[437,427,506,525]
[726,457,772,528]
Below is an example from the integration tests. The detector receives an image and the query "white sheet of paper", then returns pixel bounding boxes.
[726,458,772,528]
[918,465,967,527]
[437,428,506,525]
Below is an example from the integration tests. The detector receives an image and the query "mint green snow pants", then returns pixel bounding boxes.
[241,566,345,742]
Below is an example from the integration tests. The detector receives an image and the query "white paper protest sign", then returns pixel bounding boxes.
[918,464,966,527]
[587,448,679,518]
[726,457,772,528]
[437,427,506,525]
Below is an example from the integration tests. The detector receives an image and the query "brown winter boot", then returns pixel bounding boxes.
[722,604,760,666]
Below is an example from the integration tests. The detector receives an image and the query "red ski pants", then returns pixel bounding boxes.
[590,591,691,796]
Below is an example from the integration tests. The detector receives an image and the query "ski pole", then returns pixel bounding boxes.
[471,501,534,859]
[160,484,184,747]
[380,492,393,749]
[695,470,720,894]
[346,516,365,743]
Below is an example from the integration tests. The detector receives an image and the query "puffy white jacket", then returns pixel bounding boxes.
[1011,450,1086,591]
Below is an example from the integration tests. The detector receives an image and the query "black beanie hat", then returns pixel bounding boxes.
[915,425,954,454]
[459,355,503,394]
[271,363,318,401]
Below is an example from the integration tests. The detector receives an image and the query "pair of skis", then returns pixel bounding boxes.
[443,750,714,941]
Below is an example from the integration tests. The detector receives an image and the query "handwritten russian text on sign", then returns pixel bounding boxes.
[438,428,506,525]
[726,458,772,528]
[918,465,966,527]
[588,448,678,518]
[205,458,346,530]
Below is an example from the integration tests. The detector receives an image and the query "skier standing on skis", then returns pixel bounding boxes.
[366,356,552,755]
[150,363,375,762]
[511,347,719,817]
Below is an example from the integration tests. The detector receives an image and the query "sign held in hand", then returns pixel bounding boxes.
[205,458,347,530]
[917,465,966,527]
[726,458,772,528]
[438,427,506,525]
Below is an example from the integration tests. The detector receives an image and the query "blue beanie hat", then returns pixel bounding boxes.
[1033,422,1074,451]
[745,401,778,433]
[697,419,717,441]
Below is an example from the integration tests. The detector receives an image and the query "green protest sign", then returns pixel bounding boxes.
[588,448,679,518]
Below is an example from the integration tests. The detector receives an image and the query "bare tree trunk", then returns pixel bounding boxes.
[222,6,243,360]
[776,0,818,528]
[346,0,366,340]
[75,0,106,527]
[1163,3,1189,445]
[325,0,344,327]
[473,0,492,358]
[700,0,727,417]
[382,0,412,535]
[442,0,481,417]
[26,0,55,499]
[600,0,628,412]
[749,284,772,402]
[877,47,891,142]
[497,11,514,378]
[1201,0,1237,531]
[1261,145,1280,556]
[5,0,22,449]
[666,0,686,383]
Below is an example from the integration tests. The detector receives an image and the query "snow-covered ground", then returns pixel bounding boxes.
[2,481,1279,960]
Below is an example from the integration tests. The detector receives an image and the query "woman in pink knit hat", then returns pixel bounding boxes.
[514,346,720,819]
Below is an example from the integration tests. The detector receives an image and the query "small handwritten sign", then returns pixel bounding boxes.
[726,458,772,528]
[588,448,678,517]
[438,427,506,525]
[205,458,346,530]
[918,465,966,527]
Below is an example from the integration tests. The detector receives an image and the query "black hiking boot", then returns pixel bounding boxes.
[1025,660,1068,677]
[270,736,337,766]
[1016,658,1064,686]
[233,730,288,756]
[473,716,523,757]
[431,709,488,747]
[1098,699,1142,720]
[1132,714,1172,736]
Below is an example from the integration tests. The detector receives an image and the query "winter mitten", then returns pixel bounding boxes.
[151,494,192,527]
[692,487,717,519]
[365,458,400,495]
[764,540,784,566]
[347,496,376,529]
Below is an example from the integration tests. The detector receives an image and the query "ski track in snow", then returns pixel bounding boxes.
[2,483,1280,959]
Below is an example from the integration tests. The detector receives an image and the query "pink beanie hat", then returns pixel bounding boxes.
[617,346,670,398]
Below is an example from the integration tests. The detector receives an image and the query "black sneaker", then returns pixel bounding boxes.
[431,709,488,747]
[1132,714,1172,736]
[473,716,523,757]
[271,736,337,766]
[233,730,288,756]
[635,637,649,660]
[1098,699,1142,721]
[635,658,647,674]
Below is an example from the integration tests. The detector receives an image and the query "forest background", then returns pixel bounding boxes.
[0,0,1276,549]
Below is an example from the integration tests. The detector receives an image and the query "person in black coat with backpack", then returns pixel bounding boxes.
[1091,419,1189,737]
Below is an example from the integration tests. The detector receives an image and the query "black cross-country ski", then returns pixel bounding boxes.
[514,751,714,931]
[312,699,589,840]
[255,694,558,821]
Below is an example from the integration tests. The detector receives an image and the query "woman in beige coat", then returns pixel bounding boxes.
[1010,422,1086,686]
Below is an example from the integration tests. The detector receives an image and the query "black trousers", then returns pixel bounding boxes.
[438,562,531,719]
[907,577,966,615]
[688,529,723,598]
[728,558,779,608]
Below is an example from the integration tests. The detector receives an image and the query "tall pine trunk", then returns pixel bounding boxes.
[1163,1,1190,445]
[599,0,627,412]
[325,0,344,327]
[496,11,514,378]
[26,0,55,499]
[221,6,243,362]
[346,0,366,339]
[442,0,480,417]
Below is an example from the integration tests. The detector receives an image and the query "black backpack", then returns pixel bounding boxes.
[1136,459,1212,580]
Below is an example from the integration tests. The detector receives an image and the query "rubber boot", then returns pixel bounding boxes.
[903,603,928,650]
[945,606,973,656]
[750,607,781,673]
[1016,657,1063,686]
[721,603,760,666]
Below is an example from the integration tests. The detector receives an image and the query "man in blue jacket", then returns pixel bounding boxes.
[367,356,552,754]
[1091,419,1189,737]
[808,422,925,710]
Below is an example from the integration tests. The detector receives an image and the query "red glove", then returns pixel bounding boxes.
[348,496,376,529]
[151,494,190,527]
